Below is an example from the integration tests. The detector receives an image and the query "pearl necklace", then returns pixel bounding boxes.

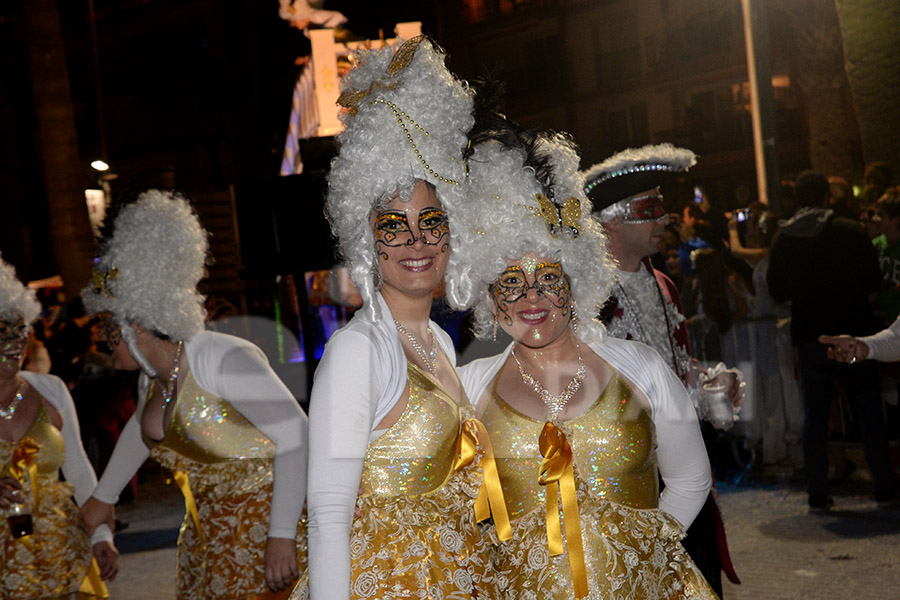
[0,379,25,420]
[512,345,586,422]
[159,341,184,407]
[393,320,437,374]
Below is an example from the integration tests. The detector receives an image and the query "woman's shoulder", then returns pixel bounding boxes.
[19,370,68,399]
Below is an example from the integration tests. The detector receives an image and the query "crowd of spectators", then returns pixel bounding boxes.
[651,163,899,509]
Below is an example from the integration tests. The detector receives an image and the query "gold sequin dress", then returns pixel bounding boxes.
[346,363,495,600]
[1,404,107,599]
[145,371,307,600]
[482,368,718,600]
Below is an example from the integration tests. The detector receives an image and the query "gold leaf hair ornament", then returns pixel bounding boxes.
[532,194,582,239]
[337,35,424,115]
[90,267,119,298]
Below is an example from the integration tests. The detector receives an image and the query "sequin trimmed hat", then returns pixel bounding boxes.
[582,143,697,213]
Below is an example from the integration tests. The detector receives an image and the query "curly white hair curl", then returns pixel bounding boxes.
[0,255,40,326]
[325,36,473,322]
[445,133,617,346]
[82,190,208,375]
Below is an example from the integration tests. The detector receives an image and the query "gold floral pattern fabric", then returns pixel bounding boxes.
[1,406,107,599]
[151,447,307,600]
[340,364,497,600]
[348,455,496,599]
[487,480,718,600]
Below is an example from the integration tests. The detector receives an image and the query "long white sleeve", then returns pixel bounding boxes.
[594,338,711,529]
[306,327,384,600]
[206,339,308,539]
[20,372,114,545]
[91,377,151,505]
[859,315,900,362]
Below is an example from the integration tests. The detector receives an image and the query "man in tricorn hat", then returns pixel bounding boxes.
[583,143,741,597]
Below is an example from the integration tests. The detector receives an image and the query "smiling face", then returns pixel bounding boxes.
[490,253,573,348]
[372,180,450,300]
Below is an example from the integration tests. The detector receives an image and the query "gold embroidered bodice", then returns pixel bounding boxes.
[360,363,466,497]
[143,370,274,463]
[0,403,64,477]
[481,369,658,519]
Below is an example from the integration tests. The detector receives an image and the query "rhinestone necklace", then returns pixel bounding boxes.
[159,340,184,407]
[512,345,586,421]
[394,319,437,374]
[0,379,25,420]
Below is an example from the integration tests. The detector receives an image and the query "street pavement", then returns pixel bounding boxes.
[106,463,900,599]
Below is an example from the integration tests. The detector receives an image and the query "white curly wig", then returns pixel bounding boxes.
[445,132,617,346]
[326,35,474,322]
[0,254,40,326]
[82,190,208,376]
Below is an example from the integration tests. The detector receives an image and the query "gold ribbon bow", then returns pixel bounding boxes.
[337,35,424,115]
[167,470,205,550]
[453,418,512,542]
[534,194,582,239]
[538,421,588,599]
[9,437,40,512]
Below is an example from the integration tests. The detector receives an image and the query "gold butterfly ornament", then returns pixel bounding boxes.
[534,194,582,239]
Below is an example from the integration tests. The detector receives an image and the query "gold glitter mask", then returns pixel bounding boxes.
[374,208,449,252]
[0,316,28,344]
[98,312,122,347]
[490,262,572,324]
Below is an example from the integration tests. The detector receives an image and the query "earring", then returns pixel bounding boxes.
[491,317,499,341]
[570,300,579,333]
[372,264,383,289]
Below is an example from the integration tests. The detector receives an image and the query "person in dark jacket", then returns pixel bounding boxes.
[767,170,897,512]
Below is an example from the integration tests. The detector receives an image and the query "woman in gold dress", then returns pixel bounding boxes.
[446,124,719,599]
[78,191,308,600]
[0,255,117,598]
[304,36,507,600]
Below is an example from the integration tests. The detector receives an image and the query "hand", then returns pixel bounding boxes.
[708,371,744,408]
[264,536,299,592]
[93,541,120,581]
[80,497,114,536]
[818,334,869,363]
[0,477,23,510]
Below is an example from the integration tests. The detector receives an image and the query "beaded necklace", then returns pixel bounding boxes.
[512,345,586,422]
[0,379,25,420]
[393,320,437,374]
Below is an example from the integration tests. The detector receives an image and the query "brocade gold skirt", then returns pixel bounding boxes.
[489,488,720,600]
[152,450,307,600]
[346,459,496,600]
[1,478,107,599]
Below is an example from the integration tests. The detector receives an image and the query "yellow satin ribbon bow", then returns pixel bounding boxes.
[453,418,511,542]
[538,421,588,599]
[337,35,424,115]
[9,437,40,512]
[168,470,205,550]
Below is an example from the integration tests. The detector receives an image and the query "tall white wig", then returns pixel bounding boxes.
[82,190,208,376]
[0,254,40,327]
[325,35,474,321]
[445,131,617,346]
